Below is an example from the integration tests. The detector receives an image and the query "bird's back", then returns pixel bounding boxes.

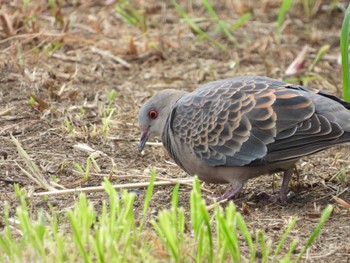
[163,76,350,170]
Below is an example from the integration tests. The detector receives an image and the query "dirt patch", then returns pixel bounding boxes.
[0,0,349,261]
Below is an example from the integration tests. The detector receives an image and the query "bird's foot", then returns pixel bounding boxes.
[217,186,243,202]
[257,168,295,205]
[257,191,296,205]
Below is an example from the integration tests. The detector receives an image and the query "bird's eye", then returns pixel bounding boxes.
[148,109,158,119]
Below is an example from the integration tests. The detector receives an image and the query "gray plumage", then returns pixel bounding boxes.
[138,76,350,203]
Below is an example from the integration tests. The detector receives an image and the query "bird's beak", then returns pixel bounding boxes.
[138,130,150,152]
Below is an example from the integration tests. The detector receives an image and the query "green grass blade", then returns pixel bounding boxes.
[115,5,139,26]
[201,0,237,45]
[283,239,298,261]
[199,201,214,263]
[201,0,219,20]
[67,215,90,263]
[308,44,330,71]
[257,230,271,263]
[67,195,93,263]
[50,212,65,262]
[0,202,13,259]
[172,0,226,50]
[273,216,298,257]
[11,134,55,191]
[296,205,333,262]
[139,169,156,232]
[276,0,293,40]
[156,211,179,262]
[341,4,350,101]
[229,13,252,31]
[215,204,240,262]
[171,183,180,209]
[236,213,255,262]
[173,0,208,39]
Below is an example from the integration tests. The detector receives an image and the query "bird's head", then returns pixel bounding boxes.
[137,89,186,152]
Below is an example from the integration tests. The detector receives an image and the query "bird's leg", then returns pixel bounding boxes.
[258,169,294,204]
[217,182,243,202]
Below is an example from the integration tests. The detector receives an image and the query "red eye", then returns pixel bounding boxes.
[148,109,158,119]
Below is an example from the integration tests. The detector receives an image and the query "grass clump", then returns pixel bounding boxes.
[0,175,333,262]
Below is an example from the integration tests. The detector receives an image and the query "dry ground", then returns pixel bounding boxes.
[0,0,350,261]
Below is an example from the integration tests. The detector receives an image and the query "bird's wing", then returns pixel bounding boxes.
[170,76,348,167]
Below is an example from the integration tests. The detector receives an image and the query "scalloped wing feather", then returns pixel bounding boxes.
[169,76,350,167]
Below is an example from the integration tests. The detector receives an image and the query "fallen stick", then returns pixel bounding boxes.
[206,198,228,211]
[33,178,195,197]
[90,46,131,68]
[75,171,213,193]
[0,107,15,117]
[332,195,350,210]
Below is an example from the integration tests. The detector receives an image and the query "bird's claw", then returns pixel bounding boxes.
[216,186,243,202]
[257,191,296,205]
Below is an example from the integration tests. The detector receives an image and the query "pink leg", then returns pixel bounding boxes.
[258,169,294,204]
[217,183,243,201]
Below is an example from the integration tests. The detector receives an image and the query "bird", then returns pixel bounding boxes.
[137,76,350,203]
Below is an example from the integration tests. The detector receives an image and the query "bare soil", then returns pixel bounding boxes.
[0,0,349,261]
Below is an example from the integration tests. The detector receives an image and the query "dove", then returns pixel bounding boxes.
[137,76,350,203]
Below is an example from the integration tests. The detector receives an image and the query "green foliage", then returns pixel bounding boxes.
[11,134,55,191]
[301,0,317,18]
[308,44,330,71]
[153,178,334,262]
[172,0,250,51]
[102,108,115,138]
[296,205,333,263]
[230,13,252,31]
[73,155,100,179]
[201,0,237,46]
[139,169,156,232]
[273,217,298,258]
[115,0,147,32]
[172,0,223,50]
[73,161,89,179]
[107,89,117,105]
[190,178,213,262]
[341,4,350,101]
[43,41,63,55]
[64,119,74,134]
[0,177,333,262]
[276,0,293,42]
[22,0,30,9]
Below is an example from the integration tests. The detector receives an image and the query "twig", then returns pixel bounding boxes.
[0,107,14,117]
[74,171,214,193]
[33,179,195,197]
[0,32,66,45]
[312,187,348,202]
[332,195,350,210]
[51,53,82,62]
[73,143,107,157]
[15,161,55,191]
[11,135,56,191]
[301,248,339,259]
[164,160,179,166]
[50,181,67,190]
[0,116,30,122]
[206,198,228,211]
[109,120,135,126]
[90,46,131,68]
[144,142,163,147]
[335,159,350,164]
